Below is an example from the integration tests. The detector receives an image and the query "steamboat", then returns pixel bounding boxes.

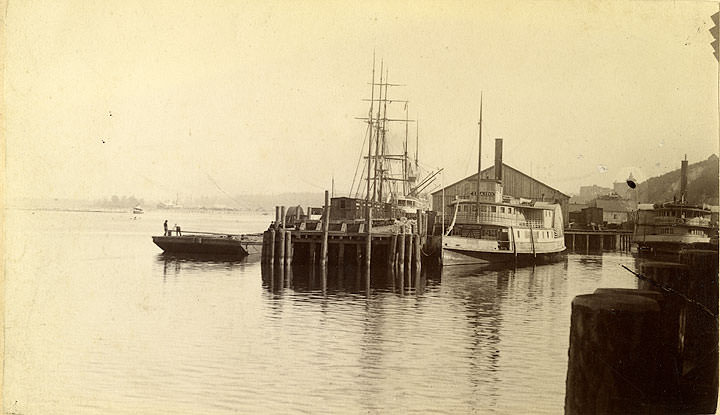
[633,157,718,254]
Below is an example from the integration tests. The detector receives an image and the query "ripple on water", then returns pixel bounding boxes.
[4,210,642,414]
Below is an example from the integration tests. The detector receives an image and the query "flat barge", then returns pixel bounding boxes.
[153,231,263,256]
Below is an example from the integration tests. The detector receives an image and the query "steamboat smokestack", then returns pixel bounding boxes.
[494,138,503,181]
[680,155,688,203]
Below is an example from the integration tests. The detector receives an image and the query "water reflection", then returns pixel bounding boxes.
[9,208,653,414]
[261,263,436,296]
[441,266,511,408]
[155,253,258,281]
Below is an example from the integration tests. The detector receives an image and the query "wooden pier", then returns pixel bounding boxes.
[564,229,633,252]
[261,191,426,291]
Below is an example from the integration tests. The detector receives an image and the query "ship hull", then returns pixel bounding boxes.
[442,246,565,266]
[430,235,566,266]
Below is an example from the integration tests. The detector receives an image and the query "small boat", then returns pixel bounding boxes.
[133,206,144,214]
[152,231,263,256]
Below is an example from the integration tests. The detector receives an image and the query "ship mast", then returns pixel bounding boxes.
[403,104,409,195]
[415,118,419,170]
[366,55,375,215]
[355,60,422,205]
[476,92,483,221]
[372,61,384,203]
[379,67,390,202]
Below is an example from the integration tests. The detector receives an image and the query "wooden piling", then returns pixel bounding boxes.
[585,234,589,252]
[639,261,688,293]
[398,241,405,293]
[599,234,604,251]
[365,208,372,270]
[285,262,293,289]
[398,228,406,276]
[677,249,719,414]
[417,215,423,239]
[309,243,316,267]
[414,232,421,275]
[337,242,344,269]
[321,263,327,293]
[406,233,413,278]
[565,292,666,414]
[321,191,330,269]
[285,230,292,267]
[269,227,276,265]
[278,228,285,266]
[389,232,398,270]
[261,231,268,263]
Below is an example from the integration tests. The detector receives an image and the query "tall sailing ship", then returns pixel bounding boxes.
[331,59,440,224]
[432,98,566,266]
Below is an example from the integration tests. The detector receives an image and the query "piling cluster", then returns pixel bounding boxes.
[261,190,428,292]
[565,230,633,252]
[565,249,718,414]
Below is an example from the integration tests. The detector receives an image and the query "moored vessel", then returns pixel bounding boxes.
[153,231,263,257]
[435,178,565,265]
[632,157,719,255]
[429,96,565,266]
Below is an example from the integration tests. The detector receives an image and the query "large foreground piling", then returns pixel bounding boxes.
[565,292,665,414]
[639,261,687,358]
[677,249,718,414]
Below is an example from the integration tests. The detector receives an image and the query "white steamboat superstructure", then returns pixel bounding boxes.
[440,178,565,265]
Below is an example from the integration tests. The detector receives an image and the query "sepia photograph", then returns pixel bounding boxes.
[3,1,719,413]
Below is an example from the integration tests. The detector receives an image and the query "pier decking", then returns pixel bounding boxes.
[261,192,427,290]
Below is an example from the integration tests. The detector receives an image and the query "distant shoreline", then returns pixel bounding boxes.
[5,207,127,214]
[4,206,272,215]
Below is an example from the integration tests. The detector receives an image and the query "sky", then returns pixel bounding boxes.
[4,0,719,203]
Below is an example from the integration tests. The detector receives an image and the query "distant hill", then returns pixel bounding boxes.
[637,154,719,205]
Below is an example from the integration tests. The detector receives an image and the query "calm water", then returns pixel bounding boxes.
[5,209,641,414]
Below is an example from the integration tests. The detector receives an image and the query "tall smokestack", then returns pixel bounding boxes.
[680,155,688,203]
[494,138,503,181]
